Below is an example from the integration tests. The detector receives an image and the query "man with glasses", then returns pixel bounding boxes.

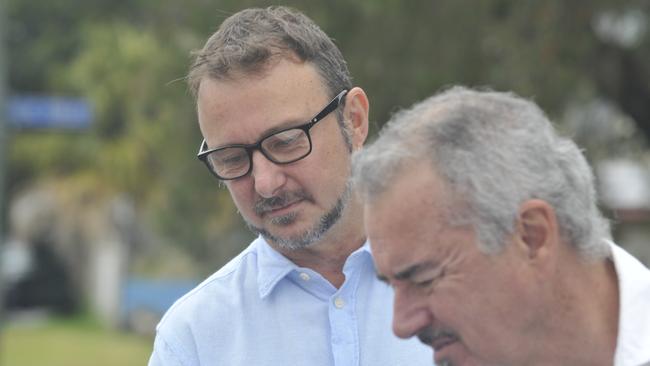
[149,6,431,366]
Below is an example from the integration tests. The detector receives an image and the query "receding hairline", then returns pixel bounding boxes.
[190,50,299,97]
[363,157,471,232]
[193,54,334,100]
[187,5,353,115]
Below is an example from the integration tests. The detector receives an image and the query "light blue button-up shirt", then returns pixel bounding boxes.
[149,236,432,366]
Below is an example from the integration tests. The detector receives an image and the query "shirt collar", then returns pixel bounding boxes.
[255,236,373,299]
[359,239,372,254]
[610,241,650,365]
[255,236,298,299]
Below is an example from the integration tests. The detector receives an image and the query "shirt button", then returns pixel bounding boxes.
[299,272,310,281]
[334,297,345,309]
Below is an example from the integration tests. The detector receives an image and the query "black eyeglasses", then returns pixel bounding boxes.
[198,89,348,180]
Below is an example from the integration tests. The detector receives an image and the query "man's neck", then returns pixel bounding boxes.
[534,252,619,365]
[273,196,366,288]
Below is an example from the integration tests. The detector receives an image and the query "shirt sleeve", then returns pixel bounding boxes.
[148,333,187,366]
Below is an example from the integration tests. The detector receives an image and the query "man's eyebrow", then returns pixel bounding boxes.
[394,262,439,281]
[259,118,305,137]
[376,274,389,284]
[376,262,439,284]
[214,118,305,149]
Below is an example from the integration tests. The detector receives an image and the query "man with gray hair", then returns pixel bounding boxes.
[353,86,650,366]
[149,6,430,366]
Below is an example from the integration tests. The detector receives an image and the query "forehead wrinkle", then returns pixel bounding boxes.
[372,194,471,289]
[372,204,450,282]
[393,261,440,282]
[200,89,317,148]
[389,217,452,278]
[212,114,311,150]
[198,59,330,148]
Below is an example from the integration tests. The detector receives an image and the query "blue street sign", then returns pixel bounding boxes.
[6,95,93,129]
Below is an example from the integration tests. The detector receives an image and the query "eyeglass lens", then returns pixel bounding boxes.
[208,128,311,179]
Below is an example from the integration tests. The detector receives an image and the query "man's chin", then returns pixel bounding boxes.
[248,221,319,251]
[433,344,487,366]
[268,212,299,226]
[247,182,349,251]
[261,231,320,251]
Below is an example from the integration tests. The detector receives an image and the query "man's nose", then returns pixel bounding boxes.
[250,150,287,198]
[392,286,433,340]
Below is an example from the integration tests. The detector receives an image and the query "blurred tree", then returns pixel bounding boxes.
[4,0,649,275]
[6,0,251,275]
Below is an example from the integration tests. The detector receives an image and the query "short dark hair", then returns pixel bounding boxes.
[188,6,352,99]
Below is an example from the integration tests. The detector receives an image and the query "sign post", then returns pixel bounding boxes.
[7,96,93,130]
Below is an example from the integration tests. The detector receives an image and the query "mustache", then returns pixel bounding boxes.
[417,326,459,347]
[254,190,313,215]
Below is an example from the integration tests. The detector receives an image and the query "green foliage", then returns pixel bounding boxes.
[5,0,650,272]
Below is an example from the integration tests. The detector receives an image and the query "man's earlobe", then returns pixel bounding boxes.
[516,199,558,260]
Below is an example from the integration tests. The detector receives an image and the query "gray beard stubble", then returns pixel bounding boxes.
[246,180,352,250]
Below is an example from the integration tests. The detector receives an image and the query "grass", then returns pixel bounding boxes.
[1,313,153,366]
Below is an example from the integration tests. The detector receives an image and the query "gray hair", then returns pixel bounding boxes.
[353,86,611,259]
[188,6,353,147]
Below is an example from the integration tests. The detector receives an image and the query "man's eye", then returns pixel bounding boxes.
[413,268,445,290]
[264,129,307,152]
[269,134,301,150]
[221,154,246,164]
[414,279,434,289]
[270,137,296,149]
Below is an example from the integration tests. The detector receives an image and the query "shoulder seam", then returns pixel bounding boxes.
[158,247,258,325]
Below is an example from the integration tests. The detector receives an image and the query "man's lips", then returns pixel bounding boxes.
[262,199,302,216]
[418,328,459,351]
[430,334,458,351]
[254,190,312,217]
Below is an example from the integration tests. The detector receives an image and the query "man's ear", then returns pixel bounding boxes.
[343,87,369,151]
[515,199,560,260]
